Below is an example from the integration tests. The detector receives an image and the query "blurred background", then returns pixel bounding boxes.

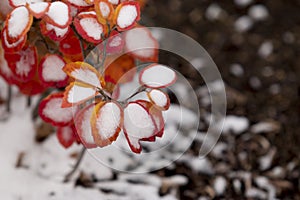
[142,0,300,199]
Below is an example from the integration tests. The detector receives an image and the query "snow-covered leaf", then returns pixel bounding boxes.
[40,19,70,41]
[74,104,97,148]
[108,0,119,5]
[94,0,114,24]
[139,64,177,89]
[105,30,124,54]
[1,27,27,52]
[5,6,33,43]
[123,102,157,153]
[63,62,103,88]
[135,100,165,139]
[147,89,170,111]
[9,0,44,7]
[44,1,71,28]
[26,2,50,19]
[62,82,97,108]
[66,0,93,8]
[91,101,123,147]
[125,27,159,62]
[56,126,76,148]
[38,93,75,126]
[114,1,140,31]
[38,54,68,87]
[0,42,18,84]
[74,11,106,43]
[4,45,37,82]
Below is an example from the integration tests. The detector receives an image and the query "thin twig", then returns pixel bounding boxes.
[64,147,86,183]
[27,96,32,108]
[6,85,12,113]
[121,86,146,104]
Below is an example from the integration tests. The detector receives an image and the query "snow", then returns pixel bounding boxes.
[94,102,122,139]
[230,63,244,77]
[7,6,30,38]
[148,89,168,109]
[2,28,26,48]
[99,1,111,18]
[234,0,252,7]
[41,55,67,82]
[249,76,261,89]
[46,23,69,37]
[43,97,74,123]
[222,115,249,134]
[28,2,49,17]
[46,1,70,28]
[248,5,269,21]
[79,17,103,41]
[15,46,35,77]
[205,3,223,21]
[116,4,138,29]
[214,176,227,196]
[67,0,91,7]
[9,0,43,7]
[125,28,157,60]
[258,41,273,58]
[234,16,253,32]
[251,121,278,134]
[75,105,96,145]
[124,102,155,139]
[69,65,101,88]
[108,0,119,5]
[179,155,214,175]
[140,64,176,88]
[67,83,96,104]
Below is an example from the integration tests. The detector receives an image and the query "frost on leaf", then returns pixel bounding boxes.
[114,1,140,31]
[135,100,165,139]
[74,104,97,148]
[63,62,103,88]
[4,45,37,82]
[74,12,106,43]
[5,6,33,43]
[105,30,124,54]
[9,0,44,7]
[44,1,71,28]
[26,2,50,19]
[94,0,114,24]
[139,64,177,89]
[108,0,119,5]
[91,101,123,147]
[66,0,93,8]
[123,102,157,153]
[38,93,74,126]
[38,54,68,87]
[125,27,159,62]
[62,82,97,108]
[56,126,76,148]
[1,27,27,52]
[147,89,170,111]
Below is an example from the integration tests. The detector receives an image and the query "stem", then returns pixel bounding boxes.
[64,147,86,183]
[6,85,12,113]
[27,96,32,108]
[121,86,146,104]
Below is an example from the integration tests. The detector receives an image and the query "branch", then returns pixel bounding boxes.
[64,147,87,183]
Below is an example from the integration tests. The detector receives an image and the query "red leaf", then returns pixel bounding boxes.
[57,126,76,148]
[38,92,75,126]
[4,44,37,82]
[44,1,72,28]
[139,63,177,89]
[113,1,140,31]
[38,54,69,88]
[74,104,97,148]
[91,101,123,147]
